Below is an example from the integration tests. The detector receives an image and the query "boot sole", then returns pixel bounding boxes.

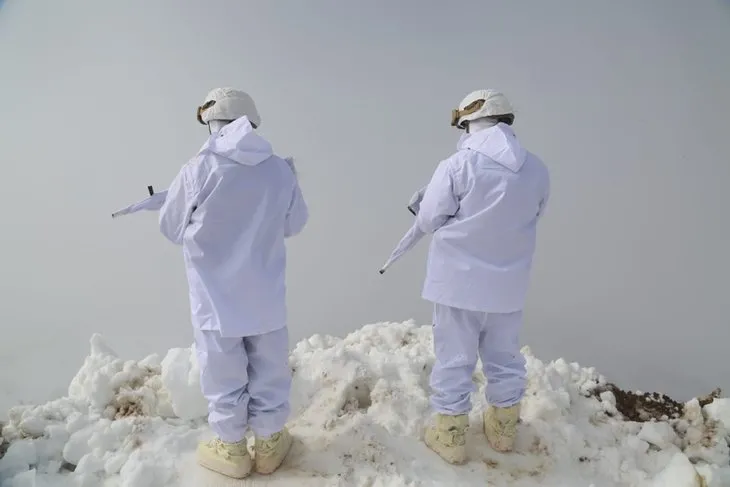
[197,457,252,479]
[486,440,514,453]
[483,427,516,453]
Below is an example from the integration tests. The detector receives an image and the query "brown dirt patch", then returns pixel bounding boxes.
[697,388,722,408]
[592,383,684,422]
[591,384,723,423]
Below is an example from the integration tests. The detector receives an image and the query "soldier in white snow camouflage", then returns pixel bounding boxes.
[159,88,308,479]
[381,89,550,464]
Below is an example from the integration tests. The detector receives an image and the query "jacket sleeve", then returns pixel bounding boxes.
[285,180,309,238]
[158,168,198,245]
[407,186,427,215]
[415,160,459,234]
[537,170,550,220]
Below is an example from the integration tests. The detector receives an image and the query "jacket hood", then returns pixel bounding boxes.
[458,123,527,172]
[199,116,273,166]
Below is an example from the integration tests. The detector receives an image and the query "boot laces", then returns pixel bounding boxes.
[440,424,466,446]
[490,411,518,440]
[209,438,246,459]
[255,431,282,456]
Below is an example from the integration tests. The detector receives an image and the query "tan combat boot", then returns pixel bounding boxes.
[424,413,469,464]
[483,403,521,452]
[254,427,293,474]
[196,437,252,479]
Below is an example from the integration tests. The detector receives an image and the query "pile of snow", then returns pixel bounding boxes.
[1,321,729,486]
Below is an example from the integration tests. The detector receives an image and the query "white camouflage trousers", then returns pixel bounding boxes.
[430,304,527,414]
[194,326,291,442]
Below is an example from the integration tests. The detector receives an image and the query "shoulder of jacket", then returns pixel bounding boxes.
[444,149,472,166]
[525,151,549,173]
[450,147,490,169]
[180,154,216,189]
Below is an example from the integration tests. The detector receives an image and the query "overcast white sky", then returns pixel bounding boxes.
[1,0,729,411]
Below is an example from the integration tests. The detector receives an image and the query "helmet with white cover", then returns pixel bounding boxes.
[451,89,514,129]
[196,87,261,128]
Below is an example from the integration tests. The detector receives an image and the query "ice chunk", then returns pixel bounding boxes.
[62,429,93,466]
[695,464,730,487]
[0,440,37,479]
[4,468,36,487]
[160,347,207,420]
[705,398,730,429]
[638,421,678,449]
[648,452,703,487]
[75,453,105,475]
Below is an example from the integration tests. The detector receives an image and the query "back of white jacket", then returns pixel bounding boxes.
[158,116,308,337]
[416,123,549,313]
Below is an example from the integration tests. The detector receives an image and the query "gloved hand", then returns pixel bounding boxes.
[407,186,426,215]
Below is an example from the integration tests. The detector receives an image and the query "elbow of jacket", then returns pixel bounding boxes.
[415,218,436,235]
[286,223,305,238]
[159,225,183,245]
[288,212,309,238]
[284,224,297,238]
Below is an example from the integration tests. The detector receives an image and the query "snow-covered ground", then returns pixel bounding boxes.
[1,321,729,487]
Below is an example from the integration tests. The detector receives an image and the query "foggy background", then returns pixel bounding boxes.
[1,0,728,415]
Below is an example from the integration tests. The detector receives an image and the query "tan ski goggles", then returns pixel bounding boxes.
[451,99,485,128]
[196,99,217,125]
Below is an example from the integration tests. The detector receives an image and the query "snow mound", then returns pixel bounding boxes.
[1,321,729,486]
